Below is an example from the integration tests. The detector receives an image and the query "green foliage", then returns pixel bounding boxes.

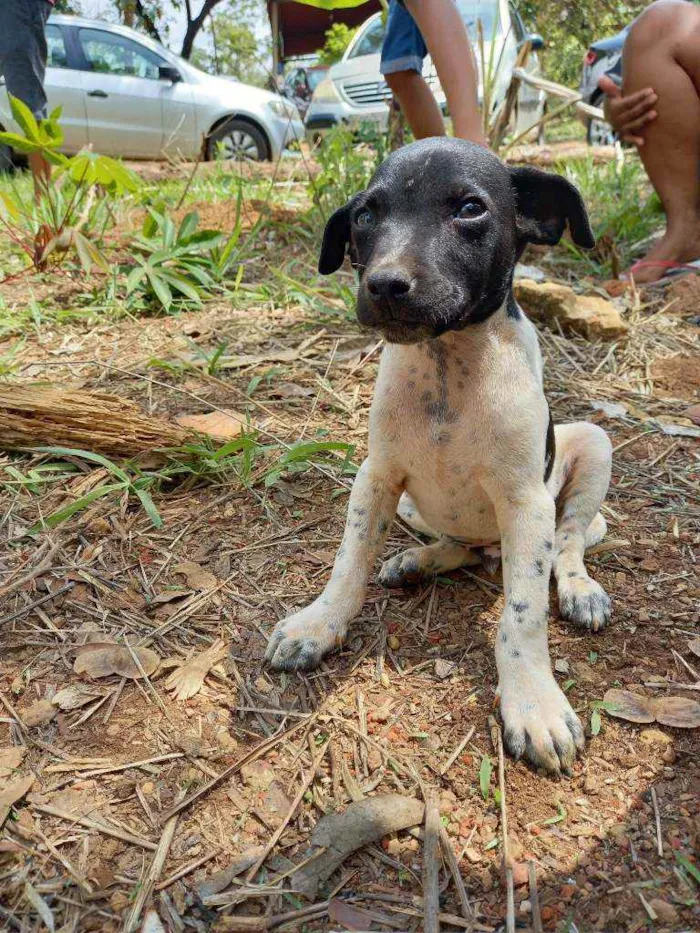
[555,155,662,275]
[311,123,389,223]
[191,1,269,86]
[0,96,139,274]
[479,754,492,801]
[516,1,646,90]
[125,205,243,312]
[317,23,357,66]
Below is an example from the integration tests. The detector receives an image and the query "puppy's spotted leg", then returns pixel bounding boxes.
[550,423,612,632]
[266,459,401,671]
[486,481,584,774]
[379,536,479,588]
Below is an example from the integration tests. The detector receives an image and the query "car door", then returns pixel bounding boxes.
[43,23,89,152]
[76,27,165,158]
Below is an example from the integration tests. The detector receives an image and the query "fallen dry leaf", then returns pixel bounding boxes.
[688,638,700,660]
[24,880,55,932]
[176,409,247,441]
[684,403,700,426]
[653,696,700,729]
[291,794,425,898]
[74,643,160,680]
[0,775,34,826]
[173,561,218,591]
[141,910,166,933]
[327,898,377,931]
[603,689,656,724]
[151,589,191,605]
[22,699,57,728]
[164,638,228,701]
[52,685,104,711]
[199,846,266,899]
[0,747,26,779]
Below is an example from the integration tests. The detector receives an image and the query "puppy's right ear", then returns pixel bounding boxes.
[318,196,359,275]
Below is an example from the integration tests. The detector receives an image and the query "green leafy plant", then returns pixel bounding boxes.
[0,96,139,273]
[310,123,388,225]
[590,699,617,736]
[479,754,493,801]
[126,206,244,312]
[317,23,358,66]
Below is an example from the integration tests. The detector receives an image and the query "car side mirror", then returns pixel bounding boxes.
[521,33,544,51]
[159,65,182,83]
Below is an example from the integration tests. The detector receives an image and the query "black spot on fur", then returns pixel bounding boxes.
[567,571,577,578]
[510,600,529,613]
[544,408,556,483]
[506,292,521,320]
[510,648,521,659]
[544,540,553,551]
[534,559,544,575]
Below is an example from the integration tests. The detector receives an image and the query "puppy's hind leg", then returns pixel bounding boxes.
[379,535,479,588]
[396,492,439,537]
[550,423,613,633]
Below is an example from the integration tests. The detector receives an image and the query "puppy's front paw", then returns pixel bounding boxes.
[265,604,347,672]
[499,673,584,775]
[558,574,611,632]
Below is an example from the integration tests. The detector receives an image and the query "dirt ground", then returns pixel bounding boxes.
[0,157,699,933]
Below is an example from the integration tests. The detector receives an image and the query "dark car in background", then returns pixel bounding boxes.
[579,26,628,145]
[282,65,329,119]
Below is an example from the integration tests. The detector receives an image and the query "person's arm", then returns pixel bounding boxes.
[404,0,487,145]
[598,73,657,146]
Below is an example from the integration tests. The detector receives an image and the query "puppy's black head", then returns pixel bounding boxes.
[319,138,594,343]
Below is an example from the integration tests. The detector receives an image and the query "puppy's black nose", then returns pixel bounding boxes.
[366,269,412,302]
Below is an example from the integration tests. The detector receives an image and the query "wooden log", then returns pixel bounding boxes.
[0,384,190,458]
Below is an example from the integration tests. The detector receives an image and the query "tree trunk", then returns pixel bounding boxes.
[180,0,225,60]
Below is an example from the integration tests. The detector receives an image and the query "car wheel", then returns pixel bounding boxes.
[587,94,615,146]
[206,119,269,162]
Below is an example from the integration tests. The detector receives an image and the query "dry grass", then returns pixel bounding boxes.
[0,150,698,933]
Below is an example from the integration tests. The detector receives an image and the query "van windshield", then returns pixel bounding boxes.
[347,2,500,60]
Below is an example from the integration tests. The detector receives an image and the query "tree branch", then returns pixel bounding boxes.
[180,0,225,59]
[133,0,164,44]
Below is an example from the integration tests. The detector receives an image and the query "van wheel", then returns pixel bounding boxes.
[206,119,269,162]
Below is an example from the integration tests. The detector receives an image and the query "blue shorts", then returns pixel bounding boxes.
[380,0,427,76]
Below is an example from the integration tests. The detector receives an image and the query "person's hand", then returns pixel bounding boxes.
[597,74,657,146]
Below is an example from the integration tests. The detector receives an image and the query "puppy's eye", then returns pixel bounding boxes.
[354,208,374,228]
[455,198,487,220]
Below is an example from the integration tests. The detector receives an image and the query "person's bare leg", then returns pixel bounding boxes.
[29,151,51,200]
[385,69,445,139]
[404,0,486,145]
[623,0,700,283]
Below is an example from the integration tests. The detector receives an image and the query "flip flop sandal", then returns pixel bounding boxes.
[626,258,700,287]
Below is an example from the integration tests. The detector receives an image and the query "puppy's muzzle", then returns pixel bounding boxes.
[360,267,421,330]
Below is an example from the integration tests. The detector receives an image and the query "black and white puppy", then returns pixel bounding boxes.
[266,138,612,775]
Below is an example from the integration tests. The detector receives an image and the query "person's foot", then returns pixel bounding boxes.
[627,223,700,283]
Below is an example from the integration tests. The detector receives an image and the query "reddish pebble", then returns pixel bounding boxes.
[560,884,575,900]
[530,825,541,836]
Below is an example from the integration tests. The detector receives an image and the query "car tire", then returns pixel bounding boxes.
[587,93,615,147]
[206,118,270,162]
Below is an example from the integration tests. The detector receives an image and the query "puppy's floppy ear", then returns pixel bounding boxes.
[510,166,595,250]
[318,195,360,275]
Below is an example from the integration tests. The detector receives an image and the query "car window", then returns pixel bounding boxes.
[348,19,385,58]
[455,0,500,40]
[78,28,165,79]
[308,70,326,92]
[46,25,69,69]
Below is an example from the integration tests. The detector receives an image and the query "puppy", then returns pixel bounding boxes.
[266,138,612,774]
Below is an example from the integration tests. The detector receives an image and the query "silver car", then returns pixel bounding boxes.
[306,0,545,139]
[0,15,303,164]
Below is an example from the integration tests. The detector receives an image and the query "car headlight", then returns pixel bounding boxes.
[268,98,299,119]
[311,76,341,105]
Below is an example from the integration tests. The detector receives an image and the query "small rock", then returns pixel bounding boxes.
[241,759,275,791]
[584,774,599,794]
[464,847,482,864]
[22,699,56,728]
[554,658,570,674]
[519,899,532,915]
[106,724,120,737]
[540,906,556,923]
[434,659,457,680]
[387,635,400,651]
[367,748,383,771]
[110,891,129,913]
[640,728,672,747]
[648,899,679,925]
[511,861,529,887]
[683,403,700,426]
[141,782,154,795]
[86,517,111,535]
[513,279,629,340]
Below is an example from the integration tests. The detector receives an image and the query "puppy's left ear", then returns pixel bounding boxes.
[318,195,360,275]
[510,166,595,250]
